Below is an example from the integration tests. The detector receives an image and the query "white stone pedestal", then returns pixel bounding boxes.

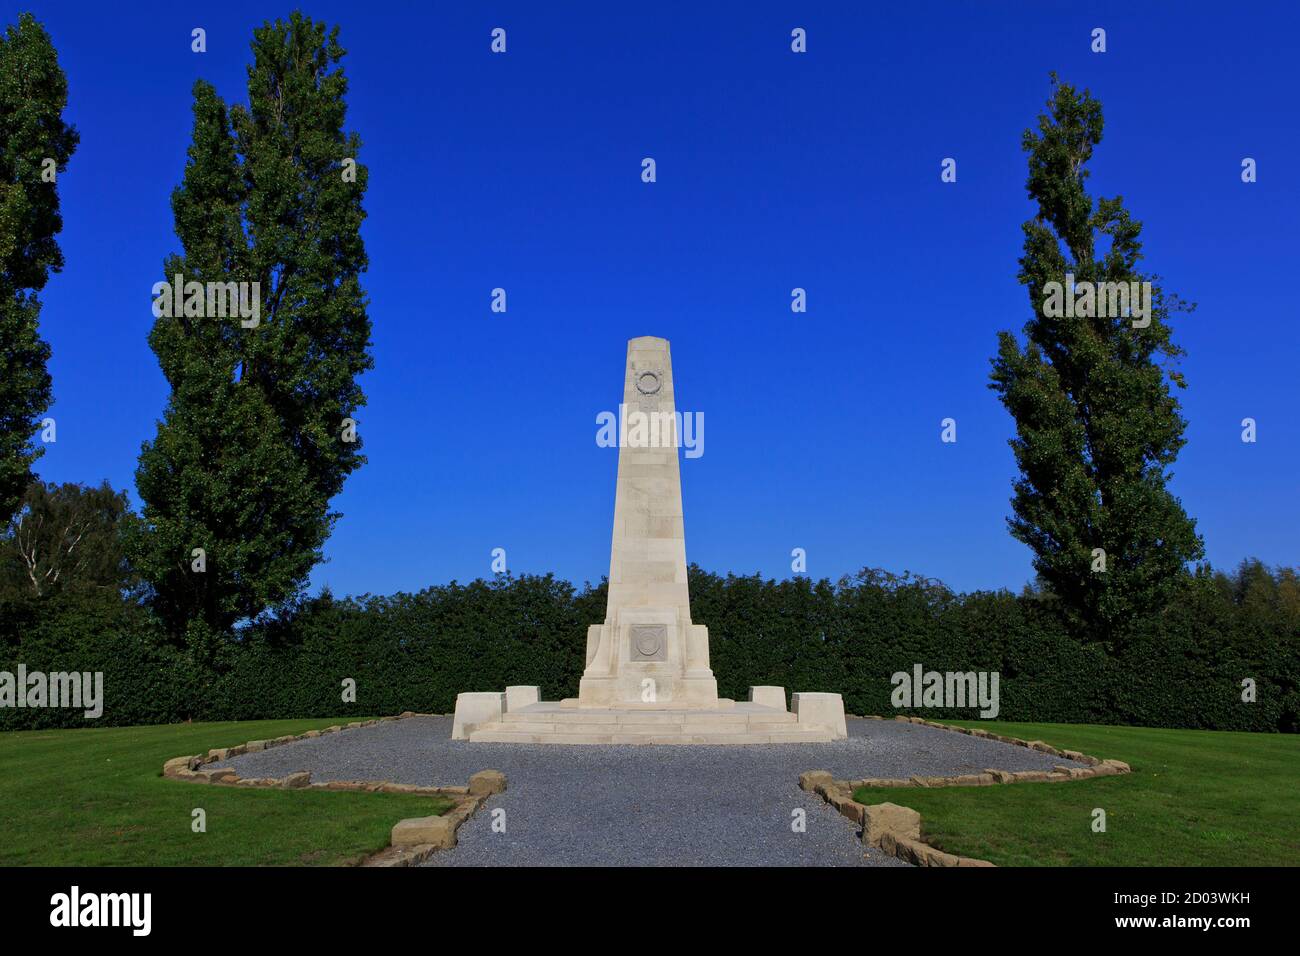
[791,692,847,739]
[748,686,788,711]
[505,686,540,712]
[451,692,505,740]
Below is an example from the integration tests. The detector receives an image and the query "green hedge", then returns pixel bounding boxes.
[2,564,1296,732]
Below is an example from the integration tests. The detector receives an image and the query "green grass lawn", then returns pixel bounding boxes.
[0,718,454,866]
[853,721,1299,866]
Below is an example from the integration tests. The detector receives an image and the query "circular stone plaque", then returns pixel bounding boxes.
[634,630,663,657]
[635,371,661,395]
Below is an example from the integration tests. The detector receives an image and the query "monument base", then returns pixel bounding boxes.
[576,614,720,709]
[465,699,841,745]
[557,696,735,710]
[575,673,720,709]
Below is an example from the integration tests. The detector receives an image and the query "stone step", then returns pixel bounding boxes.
[736,712,799,724]
[501,710,798,726]
[494,718,801,735]
[467,727,835,745]
[514,711,621,724]
[469,701,832,744]
[504,711,743,725]
[752,733,833,743]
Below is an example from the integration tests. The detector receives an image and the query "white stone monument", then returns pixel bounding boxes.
[577,336,719,707]
[455,337,846,744]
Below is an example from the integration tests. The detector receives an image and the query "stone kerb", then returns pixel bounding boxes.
[799,718,1132,867]
[160,712,503,866]
[799,773,995,868]
[374,770,508,867]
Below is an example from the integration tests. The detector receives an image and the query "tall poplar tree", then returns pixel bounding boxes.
[0,13,78,526]
[990,76,1202,645]
[133,13,372,641]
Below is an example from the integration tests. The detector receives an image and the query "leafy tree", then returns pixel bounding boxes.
[0,480,135,599]
[1212,558,1300,635]
[990,76,1203,644]
[132,13,372,640]
[0,13,78,526]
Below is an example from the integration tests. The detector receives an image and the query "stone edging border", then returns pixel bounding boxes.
[800,716,1133,867]
[160,711,503,867]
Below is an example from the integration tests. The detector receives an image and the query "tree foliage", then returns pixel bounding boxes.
[990,76,1203,643]
[132,13,372,638]
[0,480,136,600]
[4,564,1295,732]
[0,13,77,526]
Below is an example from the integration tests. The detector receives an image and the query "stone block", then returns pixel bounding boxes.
[791,692,847,738]
[856,777,911,788]
[1054,765,1092,779]
[894,836,935,866]
[1011,770,1052,783]
[163,756,196,778]
[281,771,311,789]
[195,768,237,784]
[862,802,922,847]
[379,783,421,795]
[505,686,541,712]
[391,815,456,849]
[799,770,834,792]
[468,770,507,796]
[452,692,505,740]
[833,796,866,825]
[446,796,483,825]
[879,830,900,856]
[929,848,962,867]
[747,686,787,711]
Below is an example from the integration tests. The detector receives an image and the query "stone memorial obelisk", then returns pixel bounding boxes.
[577,336,719,707]
[451,336,847,743]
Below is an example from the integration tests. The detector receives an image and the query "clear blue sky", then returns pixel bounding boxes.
[20,0,1300,598]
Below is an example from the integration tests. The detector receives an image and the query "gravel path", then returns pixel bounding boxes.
[214,717,1081,867]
